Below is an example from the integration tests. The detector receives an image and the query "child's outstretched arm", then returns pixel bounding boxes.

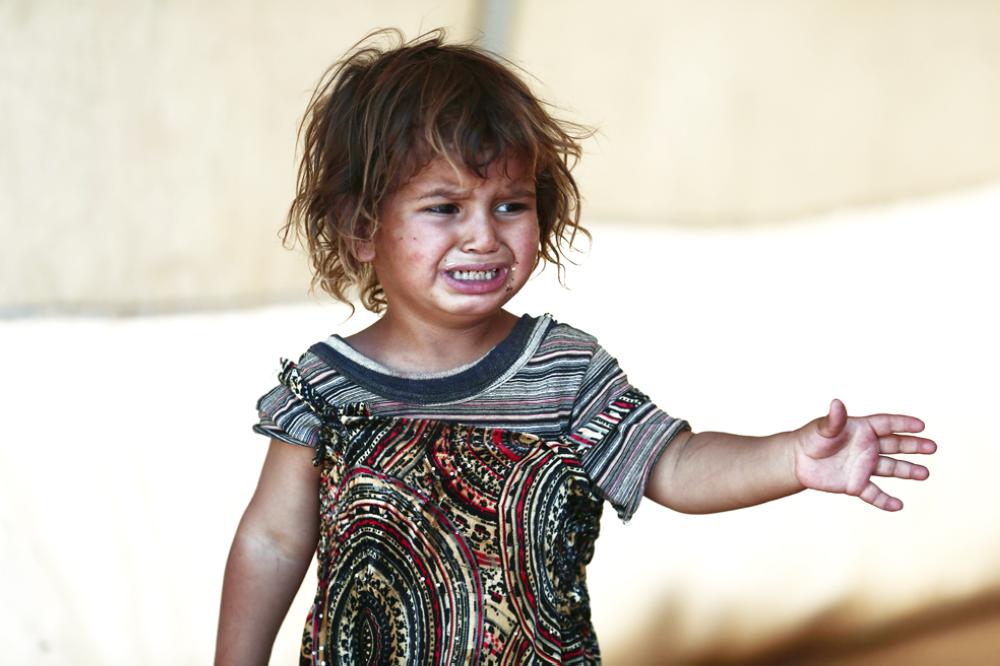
[216,440,320,665]
[645,399,936,514]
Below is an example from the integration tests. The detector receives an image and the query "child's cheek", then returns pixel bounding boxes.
[388,233,421,258]
[401,243,434,270]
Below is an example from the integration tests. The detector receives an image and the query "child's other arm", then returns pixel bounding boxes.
[644,399,936,514]
[216,440,319,665]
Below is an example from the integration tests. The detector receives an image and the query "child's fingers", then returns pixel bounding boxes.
[865,414,926,436]
[874,456,930,480]
[879,435,937,455]
[858,480,903,511]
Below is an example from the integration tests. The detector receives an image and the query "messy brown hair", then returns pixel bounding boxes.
[284,28,589,313]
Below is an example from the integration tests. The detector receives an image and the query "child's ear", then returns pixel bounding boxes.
[353,238,376,262]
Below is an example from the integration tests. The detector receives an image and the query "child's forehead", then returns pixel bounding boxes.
[401,155,534,194]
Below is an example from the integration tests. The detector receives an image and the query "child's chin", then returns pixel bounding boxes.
[441,294,514,318]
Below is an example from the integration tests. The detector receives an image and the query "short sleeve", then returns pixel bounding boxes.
[568,346,689,523]
[252,359,323,449]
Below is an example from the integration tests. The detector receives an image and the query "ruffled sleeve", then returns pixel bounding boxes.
[252,358,323,449]
[568,346,689,523]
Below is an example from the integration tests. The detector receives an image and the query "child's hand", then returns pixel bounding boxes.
[793,399,936,511]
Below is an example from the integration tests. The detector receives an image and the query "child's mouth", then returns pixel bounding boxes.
[442,266,510,294]
[447,269,499,282]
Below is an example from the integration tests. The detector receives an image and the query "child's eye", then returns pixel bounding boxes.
[424,203,459,215]
[495,202,530,214]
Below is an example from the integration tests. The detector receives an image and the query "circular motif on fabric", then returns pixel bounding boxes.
[313,466,483,665]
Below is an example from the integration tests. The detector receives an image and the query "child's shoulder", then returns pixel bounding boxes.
[283,343,333,377]
[539,315,602,351]
[536,314,601,357]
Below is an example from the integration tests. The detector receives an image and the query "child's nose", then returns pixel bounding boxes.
[460,209,501,253]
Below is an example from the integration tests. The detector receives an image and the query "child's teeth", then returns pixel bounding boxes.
[452,269,498,281]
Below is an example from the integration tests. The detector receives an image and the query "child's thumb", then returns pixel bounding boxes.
[817,398,847,438]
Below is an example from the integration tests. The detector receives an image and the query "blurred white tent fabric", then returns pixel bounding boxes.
[3,183,998,663]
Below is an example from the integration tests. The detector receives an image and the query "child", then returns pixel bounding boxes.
[216,29,936,665]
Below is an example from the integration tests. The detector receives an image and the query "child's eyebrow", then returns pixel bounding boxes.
[413,186,537,200]
[415,187,470,201]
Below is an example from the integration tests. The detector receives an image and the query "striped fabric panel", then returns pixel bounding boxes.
[253,319,689,522]
[570,390,689,521]
[254,388,322,448]
[255,321,596,438]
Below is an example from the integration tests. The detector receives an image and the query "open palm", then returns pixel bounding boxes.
[794,399,936,511]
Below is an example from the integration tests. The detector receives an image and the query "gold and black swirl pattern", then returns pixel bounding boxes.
[297,402,603,665]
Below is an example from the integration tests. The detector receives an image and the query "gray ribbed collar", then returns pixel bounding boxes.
[308,314,552,405]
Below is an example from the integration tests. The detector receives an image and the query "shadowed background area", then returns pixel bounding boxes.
[2,1,998,663]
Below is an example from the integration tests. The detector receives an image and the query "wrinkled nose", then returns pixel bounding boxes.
[461,209,501,254]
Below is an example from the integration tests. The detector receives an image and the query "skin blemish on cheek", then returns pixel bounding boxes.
[505,261,519,292]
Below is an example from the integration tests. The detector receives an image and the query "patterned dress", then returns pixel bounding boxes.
[254,315,688,664]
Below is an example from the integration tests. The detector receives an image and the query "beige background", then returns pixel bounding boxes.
[3,2,1000,664]
[4,1,1000,310]
[517,1,1000,223]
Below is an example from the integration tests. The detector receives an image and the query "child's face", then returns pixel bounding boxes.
[360,155,539,328]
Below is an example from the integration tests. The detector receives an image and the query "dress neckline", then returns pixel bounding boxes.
[308,314,552,405]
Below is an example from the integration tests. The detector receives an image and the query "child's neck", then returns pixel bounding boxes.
[343,309,520,375]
